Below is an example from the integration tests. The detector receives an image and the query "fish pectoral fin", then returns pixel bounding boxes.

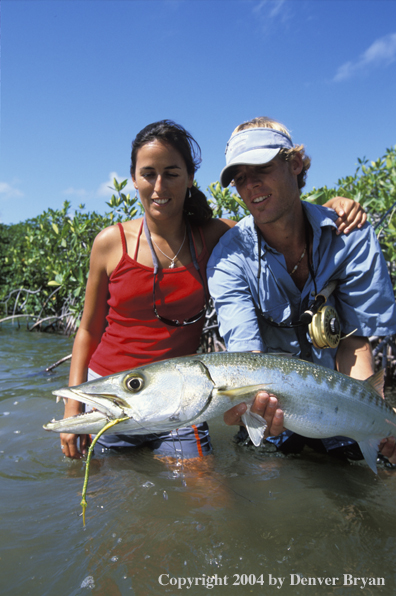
[241,406,267,447]
[216,384,270,399]
[357,436,384,474]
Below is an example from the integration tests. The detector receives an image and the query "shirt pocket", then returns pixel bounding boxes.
[260,301,292,324]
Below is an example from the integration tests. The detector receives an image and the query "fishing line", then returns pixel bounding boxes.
[215,475,256,506]
[80,416,129,526]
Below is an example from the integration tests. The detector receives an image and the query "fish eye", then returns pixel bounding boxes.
[124,375,144,392]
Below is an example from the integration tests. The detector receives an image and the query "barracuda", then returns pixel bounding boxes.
[44,352,396,473]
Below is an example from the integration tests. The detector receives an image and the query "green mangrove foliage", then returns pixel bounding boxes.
[301,145,396,289]
[0,180,142,332]
[206,182,249,221]
[1,147,395,335]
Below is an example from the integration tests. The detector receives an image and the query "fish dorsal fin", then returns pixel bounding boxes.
[364,369,385,398]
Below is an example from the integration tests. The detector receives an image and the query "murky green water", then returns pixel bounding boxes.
[1,325,396,596]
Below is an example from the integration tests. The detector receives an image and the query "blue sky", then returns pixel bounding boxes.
[1,0,396,225]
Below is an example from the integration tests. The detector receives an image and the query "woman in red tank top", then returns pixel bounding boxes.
[61,121,239,458]
[60,121,366,459]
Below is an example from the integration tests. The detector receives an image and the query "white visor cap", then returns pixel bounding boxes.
[220,128,294,187]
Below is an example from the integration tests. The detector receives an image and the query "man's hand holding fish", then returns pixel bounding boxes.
[224,391,285,438]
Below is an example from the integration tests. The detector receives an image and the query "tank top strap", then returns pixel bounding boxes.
[134,219,144,260]
[116,222,127,256]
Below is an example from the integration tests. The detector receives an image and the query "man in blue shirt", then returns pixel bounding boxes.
[207,116,396,463]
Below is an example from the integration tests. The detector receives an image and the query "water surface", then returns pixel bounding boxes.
[1,325,395,596]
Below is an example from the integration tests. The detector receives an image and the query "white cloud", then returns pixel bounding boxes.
[59,175,135,209]
[0,181,24,200]
[63,187,89,198]
[334,33,396,82]
[96,172,135,198]
[253,0,290,24]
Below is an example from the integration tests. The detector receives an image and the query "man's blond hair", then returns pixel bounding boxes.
[233,117,311,190]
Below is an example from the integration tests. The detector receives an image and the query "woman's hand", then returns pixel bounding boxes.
[60,432,90,459]
[324,196,367,235]
[223,391,285,437]
[60,396,90,459]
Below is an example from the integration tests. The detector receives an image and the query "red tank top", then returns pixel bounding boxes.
[89,221,210,375]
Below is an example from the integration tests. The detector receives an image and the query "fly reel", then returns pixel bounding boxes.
[308,305,341,349]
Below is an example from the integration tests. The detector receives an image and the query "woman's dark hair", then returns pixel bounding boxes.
[130,120,213,226]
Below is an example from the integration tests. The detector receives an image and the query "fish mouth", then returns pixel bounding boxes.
[53,387,131,420]
[44,408,109,431]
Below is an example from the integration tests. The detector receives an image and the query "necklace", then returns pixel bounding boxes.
[289,245,307,276]
[150,226,187,269]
